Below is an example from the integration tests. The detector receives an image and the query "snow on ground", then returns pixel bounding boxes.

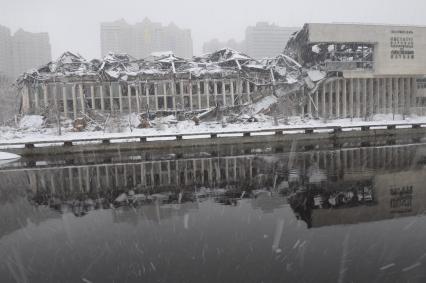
[18,115,45,129]
[0,114,426,147]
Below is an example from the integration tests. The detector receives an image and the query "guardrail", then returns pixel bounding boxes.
[0,122,424,149]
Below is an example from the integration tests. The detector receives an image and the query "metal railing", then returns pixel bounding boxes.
[0,122,425,150]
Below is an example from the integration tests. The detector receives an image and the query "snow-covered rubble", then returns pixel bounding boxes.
[18,115,45,130]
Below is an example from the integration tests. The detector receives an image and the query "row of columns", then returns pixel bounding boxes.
[304,77,418,119]
[23,79,260,118]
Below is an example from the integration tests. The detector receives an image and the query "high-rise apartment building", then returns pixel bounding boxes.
[12,29,51,77]
[101,18,193,59]
[0,25,51,79]
[245,22,299,59]
[0,25,13,78]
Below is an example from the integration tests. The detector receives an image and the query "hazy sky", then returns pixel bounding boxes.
[1,0,425,59]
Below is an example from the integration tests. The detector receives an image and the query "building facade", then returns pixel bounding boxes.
[245,22,299,59]
[287,23,426,118]
[101,18,193,59]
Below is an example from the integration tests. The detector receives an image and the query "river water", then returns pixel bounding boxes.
[0,139,426,282]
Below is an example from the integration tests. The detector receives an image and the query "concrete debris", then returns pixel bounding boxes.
[192,116,200,126]
[138,117,151,128]
[72,118,87,132]
[307,70,326,82]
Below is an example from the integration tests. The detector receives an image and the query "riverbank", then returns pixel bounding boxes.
[1,114,426,146]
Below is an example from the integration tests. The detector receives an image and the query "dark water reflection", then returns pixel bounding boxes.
[1,141,426,282]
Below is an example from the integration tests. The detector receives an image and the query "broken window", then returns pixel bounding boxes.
[148,84,155,96]
[158,97,164,109]
[208,81,214,94]
[225,83,231,94]
[192,82,197,94]
[166,97,173,109]
[175,82,181,95]
[200,82,205,94]
[217,81,223,94]
[184,96,190,108]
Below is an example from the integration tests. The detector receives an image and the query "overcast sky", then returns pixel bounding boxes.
[0,0,425,59]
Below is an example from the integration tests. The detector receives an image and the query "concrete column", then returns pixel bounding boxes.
[62,85,68,118]
[300,88,305,117]
[43,84,48,108]
[349,78,354,118]
[213,80,218,106]
[189,81,193,111]
[230,80,235,106]
[162,82,168,110]
[205,80,210,107]
[239,79,243,105]
[128,85,132,114]
[306,88,312,117]
[180,80,184,110]
[329,81,333,118]
[154,83,159,111]
[336,79,340,118]
[72,84,77,118]
[369,78,374,116]
[374,78,380,114]
[314,90,319,118]
[386,78,391,114]
[356,78,361,117]
[362,79,367,117]
[91,85,95,110]
[79,84,85,114]
[246,80,251,103]
[394,78,399,115]
[342,79,347,118]
[412,77,417,107]
[380,78,387,113]
[53,84,58,113]
[221,80,226,106]
[321,83,326,118]
[171,80,176,110]
[406,78,411,113]
[401,78,406,116]
[136,83,141,113]
[34,85,39,110]
[197,81,201,109]
[21,86,30,113]
[100,85,105,111]
[109,84,114,112]
[118,84,123,113]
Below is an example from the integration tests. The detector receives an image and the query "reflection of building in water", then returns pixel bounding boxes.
[0,144,422,196]
[0,144,425,219]
[290,168,426,228]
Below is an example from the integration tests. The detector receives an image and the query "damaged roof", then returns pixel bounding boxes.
[17,47,308,87]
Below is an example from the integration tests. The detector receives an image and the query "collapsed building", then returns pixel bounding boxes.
[17,23,426,120]
[17,49,301,120]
